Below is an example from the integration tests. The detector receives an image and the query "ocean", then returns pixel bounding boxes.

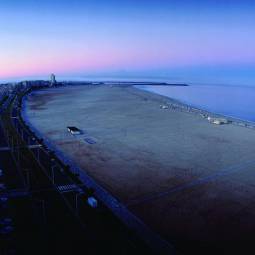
[138,84,255,123]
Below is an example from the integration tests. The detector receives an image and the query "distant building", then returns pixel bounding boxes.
[50,73,56,86]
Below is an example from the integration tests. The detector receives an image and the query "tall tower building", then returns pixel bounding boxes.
[50,73,56,86]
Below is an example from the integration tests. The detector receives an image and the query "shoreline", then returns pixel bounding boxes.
[135,85,255,129]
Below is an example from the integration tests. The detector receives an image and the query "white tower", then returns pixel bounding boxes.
[50,73,56,86]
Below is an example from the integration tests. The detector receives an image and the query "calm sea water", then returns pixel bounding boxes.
[138,85,255,123]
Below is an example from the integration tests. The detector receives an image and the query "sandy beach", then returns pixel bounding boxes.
[24,84,255,254]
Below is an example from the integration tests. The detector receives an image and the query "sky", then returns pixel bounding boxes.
[0,0,255,85]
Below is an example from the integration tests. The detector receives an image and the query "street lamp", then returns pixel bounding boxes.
[75,192,84,217]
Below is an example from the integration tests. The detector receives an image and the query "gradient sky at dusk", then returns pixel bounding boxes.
[0,0,255,84]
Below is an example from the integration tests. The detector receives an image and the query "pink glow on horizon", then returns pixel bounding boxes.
[1,32,255,79]
[1,48,254,79]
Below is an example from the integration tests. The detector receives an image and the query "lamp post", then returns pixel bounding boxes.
[75,192,84,217]
[33,198,47,225]
[50,158,58,184]
[24,168,30,190]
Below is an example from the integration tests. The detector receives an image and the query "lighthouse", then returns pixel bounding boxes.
[50,73,56,87]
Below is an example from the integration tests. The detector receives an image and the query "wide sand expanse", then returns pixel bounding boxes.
[25,85,255,254]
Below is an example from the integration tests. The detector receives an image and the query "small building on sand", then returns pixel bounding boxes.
[67,126,82,135]
[207,117,229,125]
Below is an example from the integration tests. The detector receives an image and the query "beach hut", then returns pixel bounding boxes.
[67,126,82,135]
[208,117,229,125]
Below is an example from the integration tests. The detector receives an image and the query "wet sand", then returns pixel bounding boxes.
[25,85,255,254]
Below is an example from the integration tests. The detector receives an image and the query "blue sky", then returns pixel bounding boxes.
[0,0,255,85]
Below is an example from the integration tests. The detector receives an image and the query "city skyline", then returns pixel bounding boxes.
[1,0,255,85]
